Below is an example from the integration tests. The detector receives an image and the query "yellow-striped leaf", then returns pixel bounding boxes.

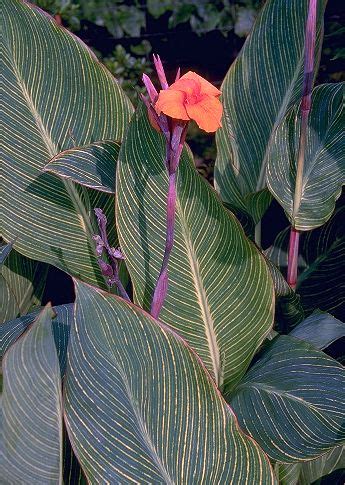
[1,304,73,377]
[276,445,345,485]
[2,305,63,483]
[2,0,133,286]
[44,140,120,193]
[299,445,345,484]
[64,280,276,483]
[215,0,326,223]
[230,335,345,462]
[0,242,48,323]
[267,83,344,231]
[116,106,275,394]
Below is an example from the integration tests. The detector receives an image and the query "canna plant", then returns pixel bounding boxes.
[1,0,344,483]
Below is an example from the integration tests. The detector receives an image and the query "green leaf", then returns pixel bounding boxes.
[0,243,48,323]
[276,447,345,485]
[230,335,345,462]
[266,204,345,319]
[2,0,133,285]
[2,305,63,483]
[44,140,120,193]
[1,304,73,376]
[274,462,302,485]
[64,280,276,483]
[116,106,275,393]
[290,312,345,350]
[267,83,344,231]
[215,0,326,223]
[0,241,13,265]
[299,445,345,484]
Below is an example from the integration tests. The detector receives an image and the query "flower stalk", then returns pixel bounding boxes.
[142,55,222,318]
[287,0,317,289]
[93,208,130,301]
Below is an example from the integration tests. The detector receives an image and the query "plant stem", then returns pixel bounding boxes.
[287,227,300,289]
[150,171,177,319]
[287,0,317,288]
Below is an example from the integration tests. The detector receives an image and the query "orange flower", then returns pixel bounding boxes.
[154,71,222,133]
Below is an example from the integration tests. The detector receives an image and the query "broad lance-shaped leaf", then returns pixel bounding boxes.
[0,243,48,323]
[230,335,345,462]
[1,304,73,377]
[267,83,344,231]
[266,204,345,319]
[64,280,276,483]
[2,305,63,483]
[2,0,133,286]
[44,140,120,193]
[290,312,345,350]
[215,0,326,223]
[116,106,274,393]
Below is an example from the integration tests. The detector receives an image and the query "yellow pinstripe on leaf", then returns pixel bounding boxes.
[116,106,275,395]
[64,280,276,484]
[2,0,133,286]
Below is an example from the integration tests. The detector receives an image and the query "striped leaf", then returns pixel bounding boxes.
[266,204,345,319]
[290,312,345,350]
[2,0,133,286]
[274,462,301,485]
[2,305,63,483]
[0,242,13,265]
[215,0,326,223]
[299,445,345,484]
[44,140,120,193]
[0,243,48,323]
[267,83,344,231]
[276,445,345,485]
[1,304,73,377]
[116,106,275,393]
[230,335,345,462]
[64,280,276,483]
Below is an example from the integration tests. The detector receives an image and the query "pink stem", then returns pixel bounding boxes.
[287,228,300,289]
[287,0,317,288]
[150,125,188,319]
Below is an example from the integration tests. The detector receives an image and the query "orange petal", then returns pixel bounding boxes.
[155,89,189,120]
[185,95,223,133]
[168,78,201,98]
[179,71,221,97]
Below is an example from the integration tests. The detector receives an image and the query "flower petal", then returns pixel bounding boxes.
[155,89,189,120]
[179,71,221,97]
[168,78,201,98]
[185,95,223,133]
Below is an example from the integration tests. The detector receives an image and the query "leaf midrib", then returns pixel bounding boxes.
[236,381,322,412]
[176,199,221,387]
